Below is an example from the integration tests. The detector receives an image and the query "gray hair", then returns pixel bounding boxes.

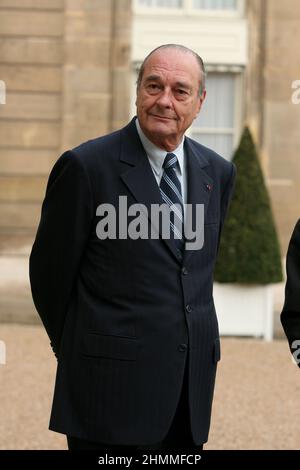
[136,44,206,96]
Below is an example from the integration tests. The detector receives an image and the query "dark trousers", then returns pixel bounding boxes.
[67,356,203,452]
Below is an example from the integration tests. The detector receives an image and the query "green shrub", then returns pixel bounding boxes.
[214,127,283,284]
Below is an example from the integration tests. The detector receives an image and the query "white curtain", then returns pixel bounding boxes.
[191,73,236,161]
[194,74,234,128]
[191,133,233,160]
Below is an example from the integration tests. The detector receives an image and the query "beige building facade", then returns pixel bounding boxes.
[0,0,132,258]
[0,0,132,321]
[246,0,300,250]
[0,0,299,322]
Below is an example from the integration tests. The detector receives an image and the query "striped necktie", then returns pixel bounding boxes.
[159,153,185,254]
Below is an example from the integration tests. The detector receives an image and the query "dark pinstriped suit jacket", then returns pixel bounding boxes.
[29,117,236,445]
[281,220,300,366]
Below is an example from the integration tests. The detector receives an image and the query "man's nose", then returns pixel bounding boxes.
[156,88,173,108]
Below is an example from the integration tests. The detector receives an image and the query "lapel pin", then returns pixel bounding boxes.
[206,184,212,192]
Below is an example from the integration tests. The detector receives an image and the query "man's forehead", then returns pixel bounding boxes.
[143,52,198,79]
[145,49,197,68]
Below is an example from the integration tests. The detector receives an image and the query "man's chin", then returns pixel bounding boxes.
[147,119,174,136]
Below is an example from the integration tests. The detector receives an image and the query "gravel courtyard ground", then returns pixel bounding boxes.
[0,324,300,450]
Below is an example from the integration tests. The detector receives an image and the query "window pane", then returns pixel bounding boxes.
[138,0,182,7]
[194,73,235,128]
[193,0,237,10]
[191,72,237,160]
[192,133,233,160]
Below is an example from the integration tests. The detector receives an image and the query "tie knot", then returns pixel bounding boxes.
[163,153,178,170]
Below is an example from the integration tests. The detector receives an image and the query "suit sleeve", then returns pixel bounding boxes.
[29,150,94,357]
[217,162,236,250]
[281,220,300,366]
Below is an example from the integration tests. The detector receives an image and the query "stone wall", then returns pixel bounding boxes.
[264,0,300,252]
[0,0,64,256]
[246,0,300,253]
[62,0,132,148]
[0,0,132,257]
[0,0,132,322]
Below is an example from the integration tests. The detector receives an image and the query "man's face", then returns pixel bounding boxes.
[136,48,206,151]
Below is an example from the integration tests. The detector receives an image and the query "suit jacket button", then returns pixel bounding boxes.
[186,304,192,313]
[182,267,188,275]
[178,344,188,352]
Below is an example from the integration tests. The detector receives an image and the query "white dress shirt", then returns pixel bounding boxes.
[135,119,187,210]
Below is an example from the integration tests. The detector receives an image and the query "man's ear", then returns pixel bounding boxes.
[200,89,206,105]
[135,88,139,107]
[195,89,206,117]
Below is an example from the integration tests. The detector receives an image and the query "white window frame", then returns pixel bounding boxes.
[133,0,245,18]
[187,65,245,160]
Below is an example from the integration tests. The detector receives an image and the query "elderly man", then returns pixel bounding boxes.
[30,44,236,451]
[281,220,300,366]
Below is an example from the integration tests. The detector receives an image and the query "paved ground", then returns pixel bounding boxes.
[0,324,300,450]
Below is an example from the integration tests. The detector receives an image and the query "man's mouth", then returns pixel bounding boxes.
[150,114,174,121]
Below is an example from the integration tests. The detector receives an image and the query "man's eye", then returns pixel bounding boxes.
[148,84,159,90]
[176,89,187,95]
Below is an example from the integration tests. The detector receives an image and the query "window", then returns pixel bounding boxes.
[137,0,240,11]
[190,72,242,160]
[193,0,237,10]
[138,0,182,7]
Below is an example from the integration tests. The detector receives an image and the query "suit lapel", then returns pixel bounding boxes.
[118,119,214,265]
[119,118,181,263]
[183,138,214,266]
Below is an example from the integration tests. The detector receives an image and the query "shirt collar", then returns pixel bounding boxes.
[136,119,185,176]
